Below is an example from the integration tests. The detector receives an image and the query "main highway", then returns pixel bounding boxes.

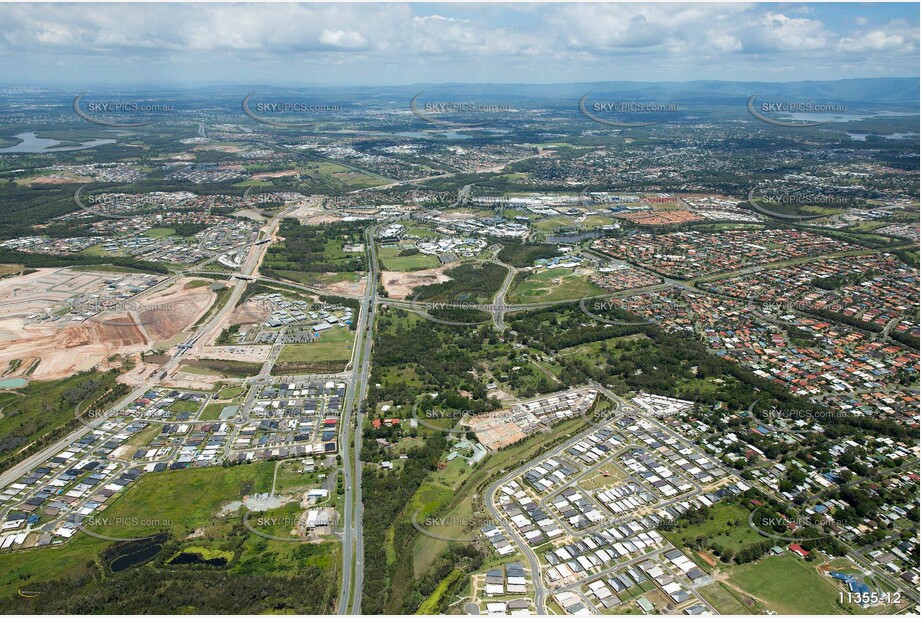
[337,223,381,614]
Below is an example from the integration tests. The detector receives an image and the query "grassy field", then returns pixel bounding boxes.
[88,462,275,539]
[577,462,628,490]
[699,581,756,614]
[296,161,392,189]
[121,423,162,452]
[556,336,649,371]
[404,225,439,239]
[277,327,354,363]
[427,457,472,490]
[663,502,765,557]
[0,371,125,472]
[409,485,472,578]
[0,463,273,596]
[507,268,605,304]
[378,246,441,272]
[216,386,246,399]
[717,554,853,614]
[179,365,220,376]
[142,227,175,239]
[532,216,575,232]
[199,402,228,420]
[272,271,365,287]
[0,534,109,599]
[81,243,125,257]
[273,459,326,494]
[169,399,201,414]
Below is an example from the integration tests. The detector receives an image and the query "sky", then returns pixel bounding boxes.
[0,2,918,86]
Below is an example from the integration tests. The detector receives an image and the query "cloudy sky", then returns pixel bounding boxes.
[1,2,918,85]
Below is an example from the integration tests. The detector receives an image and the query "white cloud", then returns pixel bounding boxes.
[837,20,919,54]
[0,3,915,83]
[743,12,829,51]
[319,29,368,49]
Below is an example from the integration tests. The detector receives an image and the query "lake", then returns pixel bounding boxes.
[0,132,116,154]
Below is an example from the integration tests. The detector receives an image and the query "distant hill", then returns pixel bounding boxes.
[190,77,919,108]
[73,77,921,112]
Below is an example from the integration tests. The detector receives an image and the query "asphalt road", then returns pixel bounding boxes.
[337,223,381,614]
[489,253,516,331]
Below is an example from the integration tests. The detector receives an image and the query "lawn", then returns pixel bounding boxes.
[404,225,440,239]
[577,462,628,491]
[507,268,605,304]
[428,456,473,490]
[81,243,125,257]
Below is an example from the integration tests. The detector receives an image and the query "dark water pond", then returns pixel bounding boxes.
[109,542,163,572]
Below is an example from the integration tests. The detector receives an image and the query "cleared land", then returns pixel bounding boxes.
[381,266,452,300]
[507,267,605,304]
[709,554,854,615]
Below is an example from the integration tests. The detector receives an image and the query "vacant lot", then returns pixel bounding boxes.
[378,245,441,272]
[663,502,765,557]
[381,266,452,299]
[89,462,276,539]
[507,268,605,304]
[273,327,355,373]
[717,554,851,614]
